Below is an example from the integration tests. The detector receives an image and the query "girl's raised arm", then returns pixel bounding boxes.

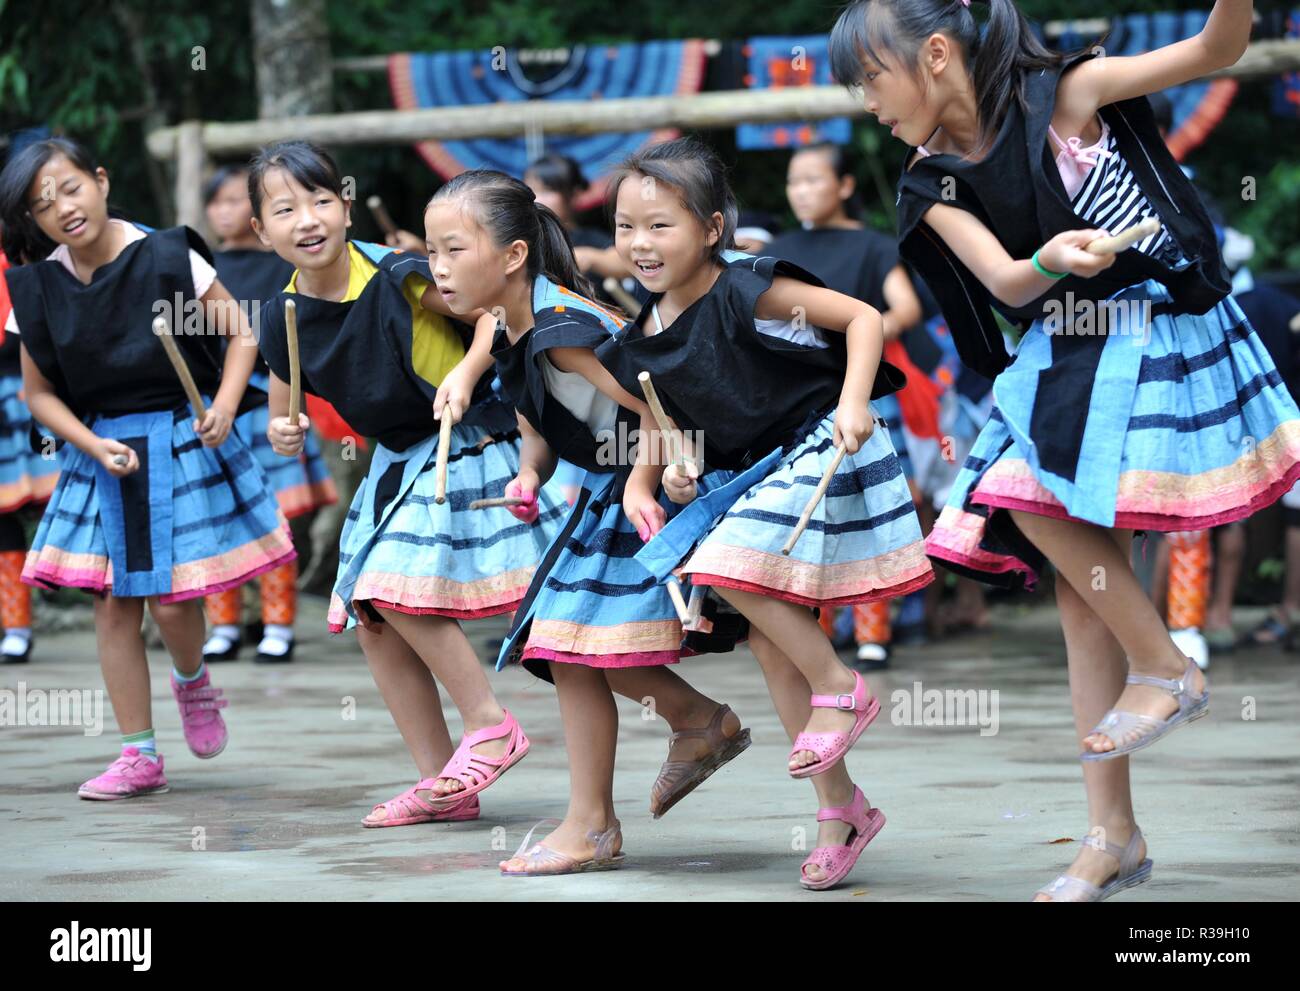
[1060,0,1252,113]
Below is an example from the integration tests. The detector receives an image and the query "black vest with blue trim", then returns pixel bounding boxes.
[257,241,510,452]
[596,251,905,470]
[491,275,636,474]
[895,50,1231,381]
[3,224,247,418]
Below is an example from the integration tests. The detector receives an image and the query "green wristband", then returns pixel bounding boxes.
[1032,249,1069,280]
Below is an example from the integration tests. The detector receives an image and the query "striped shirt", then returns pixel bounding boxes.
[1051,119,1181,266]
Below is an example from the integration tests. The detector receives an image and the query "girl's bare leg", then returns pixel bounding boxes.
[147,597,205,676]
[1006,512,1206,754]
[1033,528,1145,900]
[93,595,150,735]
[712,586,861,771]
[499,662,620,869]
[746,626,867,885]
[374,608,509,796]
[355,621,455,822]
[604,666,742,760]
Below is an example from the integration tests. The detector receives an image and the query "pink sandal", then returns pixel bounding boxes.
[362,780,480,828]
[429,708,529,807]
[788,671,879,778]
[800,786,886,890]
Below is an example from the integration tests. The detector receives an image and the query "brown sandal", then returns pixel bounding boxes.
[650,704,751,819]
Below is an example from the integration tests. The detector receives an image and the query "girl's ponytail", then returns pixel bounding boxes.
[534,202,597,300]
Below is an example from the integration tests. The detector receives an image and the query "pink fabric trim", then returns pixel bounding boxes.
[521,645,680,669]
[328,597,521,632]
[973,458,1300,533]
[158,549,298,604]
[689,568,934,608]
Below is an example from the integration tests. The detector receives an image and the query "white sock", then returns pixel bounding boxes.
[2,628,32,656]
[203,625,240,655]
[258,624,294,656]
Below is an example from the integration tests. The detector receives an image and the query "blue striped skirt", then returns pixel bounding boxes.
[0,373,59,513]
[234,372,337,519]
[872,392,913,480]
[327,425,567,632]
[928,280,1300,588]
[634,412,934,607]
[496,467,748,679]
[23,404,296,601]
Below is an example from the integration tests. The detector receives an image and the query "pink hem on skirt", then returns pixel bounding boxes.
[21,548,299,603]
[972,458,1300,534]
[328,596,521,633]
[689,568,935,608]
[522,645,680,669]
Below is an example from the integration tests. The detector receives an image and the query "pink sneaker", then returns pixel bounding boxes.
[171,668,229,758]
[78,748,170,800]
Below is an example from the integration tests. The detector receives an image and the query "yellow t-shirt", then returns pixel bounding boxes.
[286,243,465,388]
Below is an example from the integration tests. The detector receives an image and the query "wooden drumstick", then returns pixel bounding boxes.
[154,317,208,420]
[285,298,301,425]
[782,443,847,556]
[367,195,399,238]
[602,276,641,315]
[666,575,691,624]
[469,496,527,511]
[685,583,705,627]
[637,371,685,469]
[1085,217,1161,256]
[434,411,453,505]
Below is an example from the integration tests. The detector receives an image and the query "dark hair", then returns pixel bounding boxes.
[789,142,864,220]
[428,169,596,299]
[247,141,346,219]
[0,136,104,263]
[203,163,250,206]
[829,0,1088,157]
[524,153,589,201]
[605,136,737,262]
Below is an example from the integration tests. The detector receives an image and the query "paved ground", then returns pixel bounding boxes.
[2,596,1297,901]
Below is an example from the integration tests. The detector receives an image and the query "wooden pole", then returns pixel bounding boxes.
[146,40,1300,160]
[469,496,527,510]
[782,444,847,556]
[1086,217,1161,256]
[434,412,453,504]
[367,195,399,238]
[637,371,685,469]
[285,298,301,423]
[174,120,209,238]
[154,317,208,420]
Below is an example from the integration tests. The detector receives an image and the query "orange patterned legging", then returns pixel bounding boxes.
[0,549,30,629]
[817,600,892,646]
[205,560,298,627]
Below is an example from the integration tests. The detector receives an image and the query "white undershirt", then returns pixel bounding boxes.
[538,353,619,438]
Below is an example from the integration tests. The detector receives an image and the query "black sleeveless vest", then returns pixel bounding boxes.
[896,50,1231,381]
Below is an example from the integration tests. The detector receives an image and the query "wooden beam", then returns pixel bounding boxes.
[174,120,209,237]
[148,39,1300,160]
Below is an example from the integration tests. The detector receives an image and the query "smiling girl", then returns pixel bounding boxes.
[0,137,295,799]
[249,141,565,827]
[200,164,337,664]
[598,136,933,889]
